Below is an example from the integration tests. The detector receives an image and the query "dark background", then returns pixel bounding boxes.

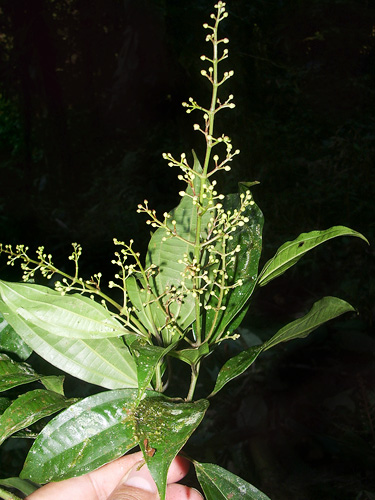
[0,1,374,498]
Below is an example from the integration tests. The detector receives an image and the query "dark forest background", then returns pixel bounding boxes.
[0,1,374,499]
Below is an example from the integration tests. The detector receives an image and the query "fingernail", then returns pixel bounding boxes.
[122,462,157,493]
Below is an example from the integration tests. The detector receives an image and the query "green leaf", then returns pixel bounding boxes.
[0,311,32,360]
[39,375,65,395]
[209,345,263,397]
[0,478,39,497]
[194,461,271,500]
[0,397,11,414]
[129,339,177,397]
[257,226,368,287]
[210,296,354,396]
[0,300,137,390]
[263,296,355,351]
[0,486,24,500]
[0,389,73,445]
[20,389,140,482]
[205,184,263,341]
[169,342,210,366]
[0,353,39,392]
[0,280,128,339]
[20,388,209,498]
[146,152,212,338]
[126,275,168,337]
[136,397,209,500]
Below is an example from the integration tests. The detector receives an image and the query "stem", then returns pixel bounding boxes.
[154,361,163,392]
[186,361,201,401]
[193,11,221,345]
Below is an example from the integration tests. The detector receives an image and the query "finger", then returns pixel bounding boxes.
[166,483,204,500]
[26,452,144,500]
[166,455,190,484]
[115,455,190,493]
[107,484,157,500]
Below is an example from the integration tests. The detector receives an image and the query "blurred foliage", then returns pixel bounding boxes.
[0,0,374,497]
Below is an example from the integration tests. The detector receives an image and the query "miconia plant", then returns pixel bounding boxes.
[0,3,368,500]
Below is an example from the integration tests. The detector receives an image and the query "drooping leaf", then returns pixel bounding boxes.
[20,389,140,482]
[146,152,212,338]
[210,296,355,396]
[0,389,74,445]
[194,461,271,500]
[0,280,128,339]
[0,478,39,497]
[205,184,263,341]
[136,397,209,500]
[0,300,137,390]
[209,345,263,397]
[0,311,32,360]
[0,353,39,392]
[263,296,355,351]
[257,226,368,287]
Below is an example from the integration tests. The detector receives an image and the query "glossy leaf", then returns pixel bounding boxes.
[209,345,263,397]
[0,353,39,392]
[136,397,209,500]
[205,184,263,341]
[0,478,39,497]
[263,296,355,351]
[0,300,137,389]
[194,461,271,500]
[146,152,212,337]
[21,389,140,482]
[0,389,73,445]
[20,388,208,498]
[0,311,32,360]
[129,339,177,397]
[0,280,127,339]
[257,226,368,287]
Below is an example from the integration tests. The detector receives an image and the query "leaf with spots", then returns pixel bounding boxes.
[194,461,271,500]
[135,397,209,500]
[20,388,208,499]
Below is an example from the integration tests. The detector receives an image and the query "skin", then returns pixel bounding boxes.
[25,452,203,500]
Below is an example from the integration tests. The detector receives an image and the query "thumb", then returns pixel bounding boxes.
[107,461,158,500]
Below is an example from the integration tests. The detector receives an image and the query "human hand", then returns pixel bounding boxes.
[25,451,203,500]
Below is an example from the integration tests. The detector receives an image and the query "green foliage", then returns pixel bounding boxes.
[0,2,368,499]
